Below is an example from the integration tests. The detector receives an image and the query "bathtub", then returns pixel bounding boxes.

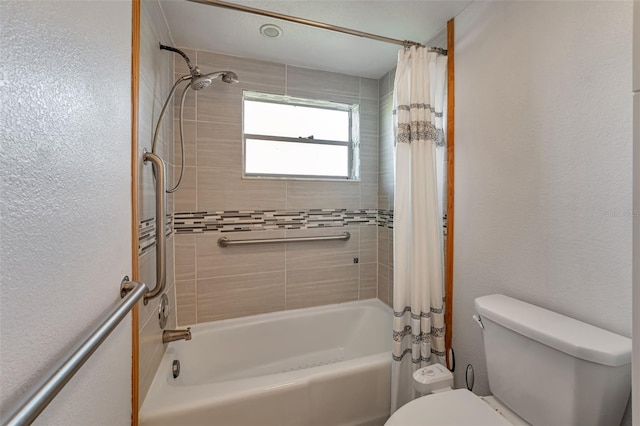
[140,299,392,426]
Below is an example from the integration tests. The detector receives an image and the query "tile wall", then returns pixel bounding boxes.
[137,0,176,405]
[172,49,380,325]
[377,69,395,308]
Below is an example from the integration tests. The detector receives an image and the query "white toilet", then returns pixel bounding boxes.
[386,294,632,426]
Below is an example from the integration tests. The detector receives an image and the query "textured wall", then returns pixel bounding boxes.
[171,49,379,325]
[453,1,633,423]
[137,0,177,406]
[0,1,132,424]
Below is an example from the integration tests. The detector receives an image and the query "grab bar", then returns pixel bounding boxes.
[143,151,166,304]
[1,278,148,426]
[218,231,351,247]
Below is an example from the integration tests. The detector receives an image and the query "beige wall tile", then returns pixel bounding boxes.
[138,248,157,326]
[139,78,158,152]
[359,77,379,100]
[286,265,359,310]
[196,231,285,279]
[360,172,378,210]
[388,232,394,268]
[287,66,359,98]
[197,167,286,211]
[360,133,379,175]
[377,264,391,307]
[176,279,196,326]
[196,121,242,170]
[359,225,377,264]
[285,88,359,105]
[173,166,197,212]
[138,280,176,406]
[138,2,176,406]
[378,171,394,212]
[165,47,399,324]
[197,271,285,322]
[285,227,359,270]
[138,310,164,407]
[359,263,377,299]
[286,180,360,210]
[197,51,286,87]
[360,99,378,136]
[173,73,196,121]
[175,234,195,281]
[196,83,242,124]
[378,68,396,97]
[138,146,156,221]
[174,118,196,167]
[166,235,175,287]
[378,227,390,268]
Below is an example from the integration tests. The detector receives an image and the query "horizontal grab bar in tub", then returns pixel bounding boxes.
[218,232,350,247]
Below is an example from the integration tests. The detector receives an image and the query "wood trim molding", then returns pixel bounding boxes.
[131,0,140,424]
[444,17,455,370]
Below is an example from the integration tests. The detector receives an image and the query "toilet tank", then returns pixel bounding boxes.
[475,295,631,426]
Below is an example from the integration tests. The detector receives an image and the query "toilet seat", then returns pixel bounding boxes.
[385,389,513,426]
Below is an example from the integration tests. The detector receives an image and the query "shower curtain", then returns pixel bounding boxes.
[391,46,448,413]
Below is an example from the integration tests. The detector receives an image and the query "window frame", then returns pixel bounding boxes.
[242,90,360,181]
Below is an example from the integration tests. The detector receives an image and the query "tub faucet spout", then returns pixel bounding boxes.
[162,327,191,344]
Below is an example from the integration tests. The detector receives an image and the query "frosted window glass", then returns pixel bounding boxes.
[245,139,349,177]
[244,101,349,141]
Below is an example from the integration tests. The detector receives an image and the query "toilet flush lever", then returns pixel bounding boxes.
[472,314,484,329]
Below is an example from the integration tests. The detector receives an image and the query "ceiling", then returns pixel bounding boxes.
[159,0,471,79]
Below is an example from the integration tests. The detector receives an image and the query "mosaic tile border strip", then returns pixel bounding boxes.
[138,215,174,256]
[378,210,394,228]
[173,209,380,234]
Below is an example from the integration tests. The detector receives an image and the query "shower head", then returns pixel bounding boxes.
[189,71,239,90]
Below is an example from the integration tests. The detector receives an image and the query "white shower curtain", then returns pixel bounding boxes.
[391,46,448,413]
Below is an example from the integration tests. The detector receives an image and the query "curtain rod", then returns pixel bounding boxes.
[187,0,447,53]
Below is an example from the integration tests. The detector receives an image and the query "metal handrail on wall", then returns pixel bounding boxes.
[0,279,148,426]
[218,232,351,247]
[142,151,166,304]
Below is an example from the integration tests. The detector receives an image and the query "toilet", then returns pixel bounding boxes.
[386,294,632,426]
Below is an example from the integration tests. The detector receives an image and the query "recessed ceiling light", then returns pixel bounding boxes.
[260,24,283,39]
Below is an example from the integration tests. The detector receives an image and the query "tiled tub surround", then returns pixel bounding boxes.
[378,69,396,308]
[137,0,177,407]
[172,48,381,324]
[174,209,379,233]
[171,48,379,214]
[174,223,379,325]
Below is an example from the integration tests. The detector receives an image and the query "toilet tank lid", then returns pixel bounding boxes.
[475,294,631,367]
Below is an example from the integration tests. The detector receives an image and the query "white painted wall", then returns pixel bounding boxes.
[453,1,633,424]
[0,1,132,425]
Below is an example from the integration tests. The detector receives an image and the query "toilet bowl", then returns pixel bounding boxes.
[386,364,527,426]
[385,389,513,426]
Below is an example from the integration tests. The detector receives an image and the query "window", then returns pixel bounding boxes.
[243,91,359,180]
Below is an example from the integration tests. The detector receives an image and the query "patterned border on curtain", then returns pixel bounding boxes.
[391,46,448,414]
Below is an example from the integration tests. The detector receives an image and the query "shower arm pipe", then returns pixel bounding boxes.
[187,0,438,50]
[142,151,166,304]
[160,44,197,75]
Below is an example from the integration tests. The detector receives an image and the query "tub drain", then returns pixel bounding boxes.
[172,360,180,378]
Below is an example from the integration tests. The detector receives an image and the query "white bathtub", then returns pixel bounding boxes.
[140,299,392,426]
